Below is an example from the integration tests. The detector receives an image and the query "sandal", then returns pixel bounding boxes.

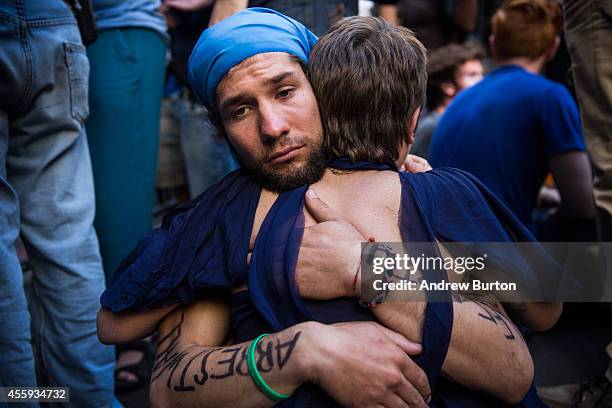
[115,339,156,393]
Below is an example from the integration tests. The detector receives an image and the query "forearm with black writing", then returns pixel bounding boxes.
[372,297,533,403]
[149,311,313,408]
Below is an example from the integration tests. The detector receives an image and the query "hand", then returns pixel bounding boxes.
[303,321,431,407]
[401,154,432,173]
[209,0,248,26]
[295,189,365,300]
[163,0,215,12]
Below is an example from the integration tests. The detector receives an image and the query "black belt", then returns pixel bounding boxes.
[64,0,98,46]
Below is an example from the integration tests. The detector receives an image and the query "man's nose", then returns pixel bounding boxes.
[259,103,290,143]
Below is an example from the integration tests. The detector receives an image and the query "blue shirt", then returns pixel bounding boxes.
[92,0,167,39]
[430,65,585,230]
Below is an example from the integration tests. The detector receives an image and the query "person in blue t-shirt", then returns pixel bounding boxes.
[430,0,595,234]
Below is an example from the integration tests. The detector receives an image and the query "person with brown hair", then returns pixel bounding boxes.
[430,0,595,235]
[411,43,485,159]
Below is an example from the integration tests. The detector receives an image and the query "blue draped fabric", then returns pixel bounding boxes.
[101,158,551,407]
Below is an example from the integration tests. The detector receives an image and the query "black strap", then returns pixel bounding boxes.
[65,0,98,46]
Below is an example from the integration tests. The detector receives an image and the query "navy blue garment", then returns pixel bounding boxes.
[101,158,551,407]
[430,65,586,231]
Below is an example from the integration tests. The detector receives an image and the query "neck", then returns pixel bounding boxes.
[497,56,546,74]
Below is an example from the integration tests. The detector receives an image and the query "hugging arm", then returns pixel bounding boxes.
[297,191,538,403]
[373,291,534,403]
[149,299,431,408]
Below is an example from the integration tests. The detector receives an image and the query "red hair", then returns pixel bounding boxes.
[492,0,562,60]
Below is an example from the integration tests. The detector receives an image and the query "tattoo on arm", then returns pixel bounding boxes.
[453,290,523,341]
[475,303,517,340]
[151,311,302,393]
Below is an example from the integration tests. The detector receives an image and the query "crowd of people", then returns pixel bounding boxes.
[0,0,610,407]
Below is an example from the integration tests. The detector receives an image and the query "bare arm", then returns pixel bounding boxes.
[372,293,534,403]
[548,151,596,220]
[97,304,180,344]
[150,299,431,408]
[209,0,248,26]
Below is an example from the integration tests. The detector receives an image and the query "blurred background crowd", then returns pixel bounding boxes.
[0,0,610,407]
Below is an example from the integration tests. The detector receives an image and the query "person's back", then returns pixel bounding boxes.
[429,0,589,231]
[430,64,582,229]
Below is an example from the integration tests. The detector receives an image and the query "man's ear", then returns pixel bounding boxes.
[544,35,561,62]
[408,107,421,145]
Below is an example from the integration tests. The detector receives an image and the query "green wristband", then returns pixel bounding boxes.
[247,333,292,401]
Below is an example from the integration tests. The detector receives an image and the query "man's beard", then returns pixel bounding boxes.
[228,141,328,192]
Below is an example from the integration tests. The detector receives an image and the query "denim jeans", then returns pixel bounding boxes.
[0,1,115,406]
[167,94,237,197]
[256,0,358,36]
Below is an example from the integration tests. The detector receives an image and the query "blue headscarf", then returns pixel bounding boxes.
[187,7,318,110]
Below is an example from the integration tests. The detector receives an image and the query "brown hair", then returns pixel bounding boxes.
[426,43,485,111]
[491,0,562,61]
[309,16,427,163]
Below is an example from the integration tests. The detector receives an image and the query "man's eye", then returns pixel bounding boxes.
[232,106,249,118]
[278,88,293,98]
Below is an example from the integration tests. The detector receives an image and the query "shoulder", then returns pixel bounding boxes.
[159,168,258,258]
[537,81,577,108]
[400,167,488,214]
[169,169,255,220]
[401,167,486,196]
[401,168,533,241]
[513,73,574,108]
[488,67,552,95]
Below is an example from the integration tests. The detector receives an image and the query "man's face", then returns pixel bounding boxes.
[216,52,326,192]
[454,59,484,90]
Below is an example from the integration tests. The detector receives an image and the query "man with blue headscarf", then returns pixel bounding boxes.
[99,8,559,407]
[186,6,328,193]
[101,9,435,407]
